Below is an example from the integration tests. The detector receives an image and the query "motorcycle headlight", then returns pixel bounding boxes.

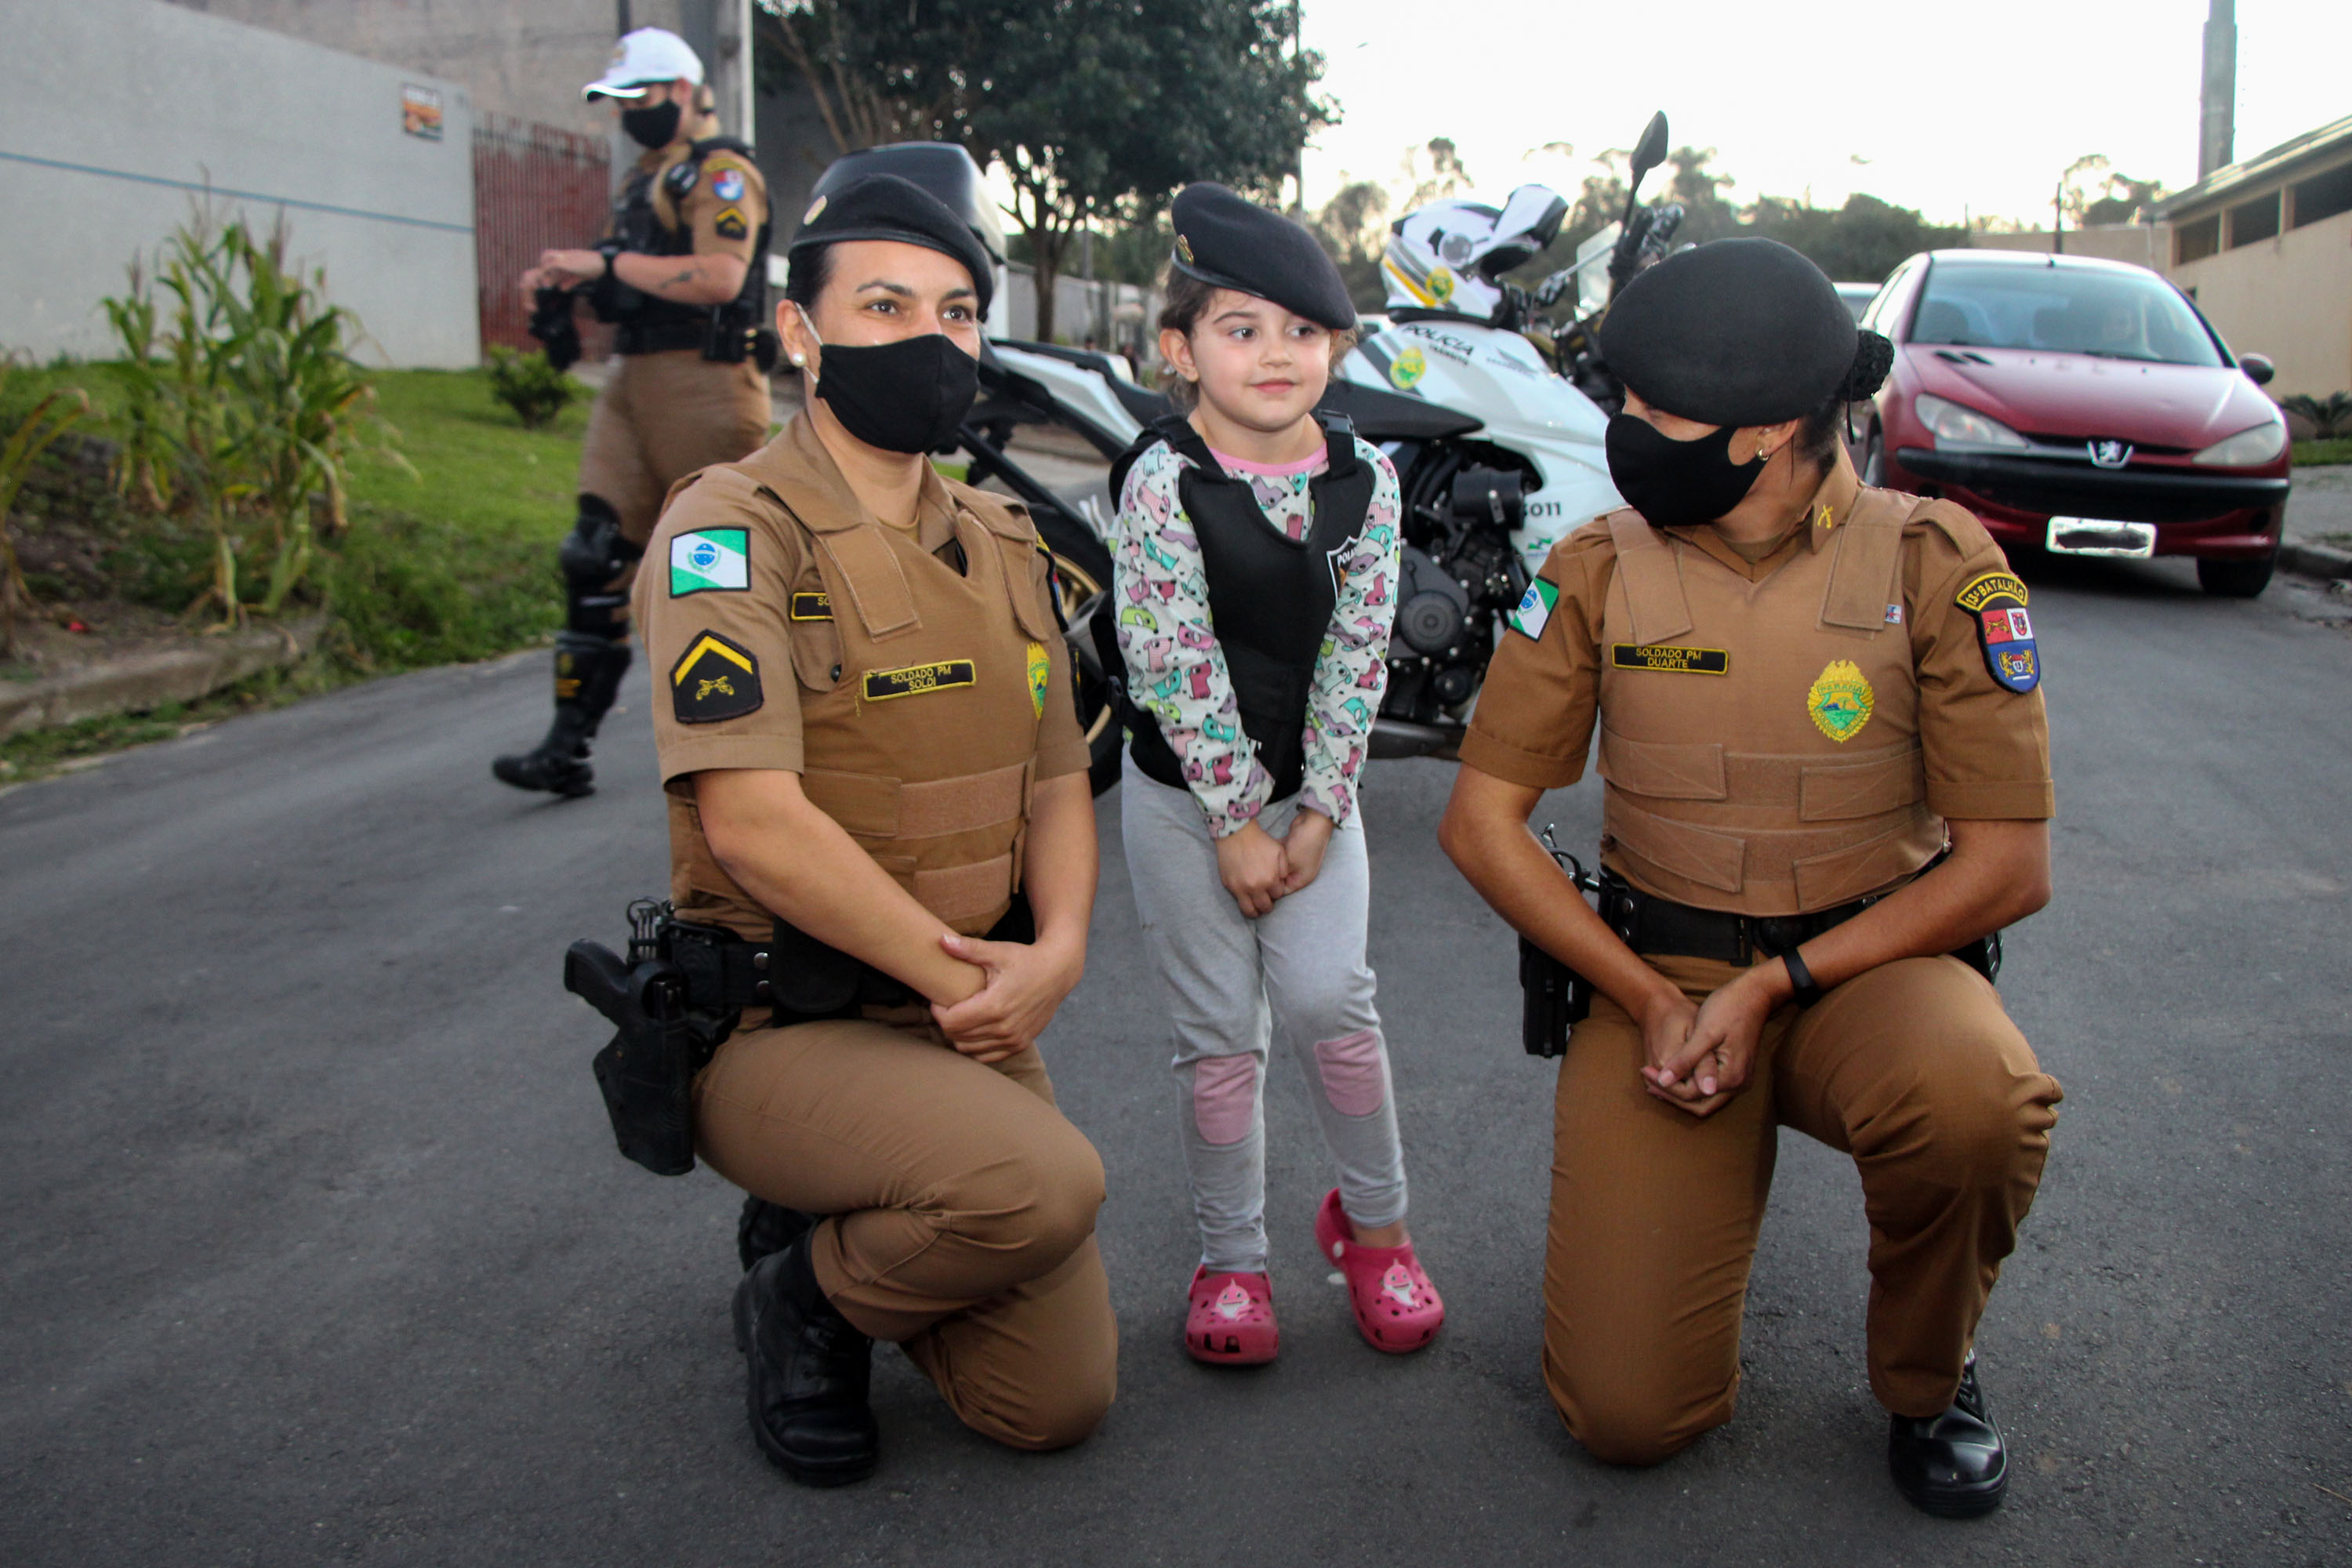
[2191,419,2288,467]
[1914,393,2029,449]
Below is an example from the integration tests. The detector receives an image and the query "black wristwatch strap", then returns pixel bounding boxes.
[597,240,622,279]
[1782,946,1824,1008]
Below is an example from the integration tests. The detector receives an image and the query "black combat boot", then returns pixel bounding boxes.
[1888,1355,2008,1517]
[737,1196,816,1272]
[492,633,630,797]
[731,1231,879,1487]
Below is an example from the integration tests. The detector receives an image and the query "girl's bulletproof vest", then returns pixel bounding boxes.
[1595,483,1973,916]
[666,438,1063,938]
[1105,413,1373,802]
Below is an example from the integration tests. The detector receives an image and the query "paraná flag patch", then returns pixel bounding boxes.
[670,528,749,596]
[1507,576,1559,640]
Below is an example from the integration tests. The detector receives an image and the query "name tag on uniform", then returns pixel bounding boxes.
[1610,643,1730,675]
[862,659,975,702]
[789,591,832,621]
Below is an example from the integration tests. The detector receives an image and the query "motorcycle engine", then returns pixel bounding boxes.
[1381,462,1532,727]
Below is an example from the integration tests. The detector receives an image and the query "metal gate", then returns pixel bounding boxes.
[471,114,612,355]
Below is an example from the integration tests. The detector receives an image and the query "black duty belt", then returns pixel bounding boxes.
[1603,873,1874,965]
[668,893,1036,1028]
[614,320,710,356]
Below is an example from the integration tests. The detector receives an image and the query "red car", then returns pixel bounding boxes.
[1853,250,2292,596]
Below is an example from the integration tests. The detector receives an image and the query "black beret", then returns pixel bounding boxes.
[1599,238,1856,426]
[788,173,993,314]
[1169,183,1356,332]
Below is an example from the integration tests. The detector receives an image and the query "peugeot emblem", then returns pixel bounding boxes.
[2088,439,2133,469]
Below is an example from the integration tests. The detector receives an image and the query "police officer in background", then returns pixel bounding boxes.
[1439,239,2063,1516]
[633,174,1116,1484]
[493,27,774,797]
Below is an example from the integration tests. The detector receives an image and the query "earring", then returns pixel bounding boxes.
[790,353,805,367]
[1757,441,1773,463]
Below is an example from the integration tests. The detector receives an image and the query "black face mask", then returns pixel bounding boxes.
[1604,414,1769,529]
[811,332,979,455]
[620,100,681,149]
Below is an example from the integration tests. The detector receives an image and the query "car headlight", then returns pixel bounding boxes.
[2191,419,2288,466]
[1914,393,2029,449]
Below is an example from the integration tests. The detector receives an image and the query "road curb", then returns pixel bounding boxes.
[0,615,326,739]
[2280,539,2352,582]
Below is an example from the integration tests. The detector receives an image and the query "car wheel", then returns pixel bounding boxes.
[2197,554,2276,598]
[1862,426,1889,487]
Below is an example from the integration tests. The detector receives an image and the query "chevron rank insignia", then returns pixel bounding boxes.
[670,630,761,723]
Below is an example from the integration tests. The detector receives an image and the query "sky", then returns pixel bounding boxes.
[1297,0,2349,228]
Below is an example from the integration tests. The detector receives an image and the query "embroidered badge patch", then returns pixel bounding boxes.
[1955,571,2040,692]
[670,630,761,723]
[1610,643,1729,675]
[712,168,745,202]
[713,205,748,241]
[1807,659,1875,742]
[1507,576,1558,640]
[1025,641,1051,718]
[669,528,748,596]
[862,659,976,702]
[788,590,832,622]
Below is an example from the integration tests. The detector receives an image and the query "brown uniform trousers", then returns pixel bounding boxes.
[579,350,771,554]
[694,1014,1116,1452]
[1544,952,2061,1465]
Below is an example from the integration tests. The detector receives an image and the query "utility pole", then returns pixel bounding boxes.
[2199,0,2237,179]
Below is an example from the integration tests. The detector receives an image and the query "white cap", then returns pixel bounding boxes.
[582,27,704,100]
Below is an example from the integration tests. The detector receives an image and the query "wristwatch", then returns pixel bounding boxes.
[1781,946,1824,1008]
[596,239,622,279]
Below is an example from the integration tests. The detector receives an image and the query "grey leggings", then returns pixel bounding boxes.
[1120,757,1408,1274]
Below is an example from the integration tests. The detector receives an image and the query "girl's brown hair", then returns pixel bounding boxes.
[1156,267,1359,412]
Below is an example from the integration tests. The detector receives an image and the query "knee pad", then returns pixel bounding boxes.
[554,630,631,719]
[560,495,643,637]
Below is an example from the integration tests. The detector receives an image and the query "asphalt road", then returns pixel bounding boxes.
[5,554,2350,1567]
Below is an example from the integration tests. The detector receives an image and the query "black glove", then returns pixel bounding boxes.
[527,286,582,371]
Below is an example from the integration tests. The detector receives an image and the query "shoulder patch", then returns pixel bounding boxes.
[711,167,746,203]
[669,528,749,596]
[1507,575,1559,640]
[670,630,762,723]
[1956,572,2040,692]
[712,205,748,241]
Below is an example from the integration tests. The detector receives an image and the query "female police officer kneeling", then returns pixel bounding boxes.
[632,176,1115,1486]
[1439,239,2062,1518]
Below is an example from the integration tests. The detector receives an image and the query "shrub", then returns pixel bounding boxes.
[2280,391,2351,441]
[485,346,579,430]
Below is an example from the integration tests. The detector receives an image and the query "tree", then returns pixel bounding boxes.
[1306,178,1389,310]
[1661,146,1742,245]
[1746,192,1964,282]
[2083,171,2166,227]
[757,1,1330,342]
[1399,137,1474,212]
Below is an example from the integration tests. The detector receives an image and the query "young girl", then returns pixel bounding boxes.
[1108,183,1443,1365]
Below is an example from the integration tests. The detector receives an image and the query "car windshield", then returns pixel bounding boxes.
[1909,263,2225,367]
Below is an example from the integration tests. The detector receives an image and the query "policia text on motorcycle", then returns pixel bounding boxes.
[572,172,1116,1486]
[1439,238,2062,1519]
[492,27,775,798]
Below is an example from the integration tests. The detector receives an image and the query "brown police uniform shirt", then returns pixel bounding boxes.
[1462,454,2052,834]
[626,114,768,264]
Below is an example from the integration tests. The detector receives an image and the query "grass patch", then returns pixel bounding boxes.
[2292,438,2352,466]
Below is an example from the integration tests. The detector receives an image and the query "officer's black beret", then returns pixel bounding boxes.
[1169,183,1356,332]
[1599,238,1862,426]
[788,173,993,314]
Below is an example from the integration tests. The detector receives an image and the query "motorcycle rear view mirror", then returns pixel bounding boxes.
[1630,112,1670,187]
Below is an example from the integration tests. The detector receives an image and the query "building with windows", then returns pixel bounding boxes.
[2154,113,2352,400]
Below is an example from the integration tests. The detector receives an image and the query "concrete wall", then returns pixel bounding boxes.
[2171,208,2352,398]
[1969,225,2173,270]
[0,0,477,367]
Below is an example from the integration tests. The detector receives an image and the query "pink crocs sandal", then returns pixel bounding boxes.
[1315,1188,1444,1354]
[1185,1265,1279,1366]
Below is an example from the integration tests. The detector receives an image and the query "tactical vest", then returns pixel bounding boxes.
[597,133,770,343]
[1105,412,1374,801]
[665,425,1063,938]
[1595,484,1976,916]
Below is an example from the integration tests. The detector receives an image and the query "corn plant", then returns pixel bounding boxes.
[0,362,89,659]
[102,210,403,626]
